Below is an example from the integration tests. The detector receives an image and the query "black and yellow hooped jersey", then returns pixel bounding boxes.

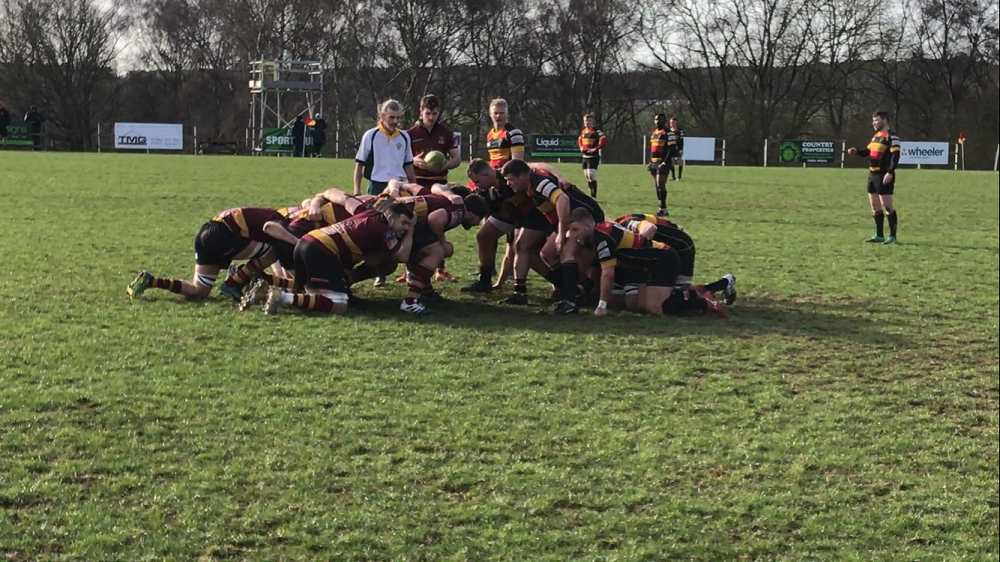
[486,123,525,168]
[649,128,668,162]
[859,129,901,173]
[594,221,669,270]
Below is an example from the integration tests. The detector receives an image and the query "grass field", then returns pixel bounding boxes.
[0,152,998,561]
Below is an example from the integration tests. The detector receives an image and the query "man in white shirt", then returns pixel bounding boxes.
[354,99,416,196]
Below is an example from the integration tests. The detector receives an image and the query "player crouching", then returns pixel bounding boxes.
[261,203,415,315]
[126,206,289,301]
[564,209,727,318]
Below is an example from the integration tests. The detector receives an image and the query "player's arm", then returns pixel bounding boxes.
[578,133,588,155]
[675,131,683,154]
[638,222,658,240]
[446,135,462,170]
[888,134,901,172]
[429,183,464,206]
[594,234,616,316]
[402,134,416,182]
[509,127,525,160]
[596,131,607,152]
[427,209,449,244]
[849,146,870,157]
[262,221,299,246]
[529,162,570,188]
[353,130,373,196]
[552,191,571,245]
[390,224,416,263]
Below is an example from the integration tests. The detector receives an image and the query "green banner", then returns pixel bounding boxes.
[530,134,580,158]
[779,140,837,163]
[260,127,313,153]
[5,121,33,147]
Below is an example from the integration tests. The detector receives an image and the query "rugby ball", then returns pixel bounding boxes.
[424,150,446,172]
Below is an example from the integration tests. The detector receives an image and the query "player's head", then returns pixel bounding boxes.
[420,94,440,127]
[466,158,496,190]
[566,208,597,244]
[383,201,414,236]
[489,98,508,127]
[654,113,667,129]
[583,113,595,128]
[442,183,471,198]
[872,110,889,131]
[500,159,532,191]
[379,99,403,132]
[669,117,679,129]
[461,193,490,229]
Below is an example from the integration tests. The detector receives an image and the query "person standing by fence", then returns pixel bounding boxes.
[0,100,10,150]
[848,110,901,245]
[24,105,44,150]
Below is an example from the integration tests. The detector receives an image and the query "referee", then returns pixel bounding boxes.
[353,99,416,196]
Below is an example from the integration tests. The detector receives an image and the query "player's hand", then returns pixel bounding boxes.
[373,195,393,212]
[847,147,857,155]
[447,193,463,205]
[412,154,427,169]
[557,178,571,189]
[556,233,565,253]
[306,201,324,221]
[883,172,894,184]
[594,307,607,317]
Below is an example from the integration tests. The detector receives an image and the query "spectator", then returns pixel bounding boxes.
[291,114,305,157]
[311,113,327,157]
[0,100,10,150]
[24,105,45,151]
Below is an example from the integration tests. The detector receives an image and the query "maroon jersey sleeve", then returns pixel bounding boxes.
[213,207,283,241]
[351,211,402,255]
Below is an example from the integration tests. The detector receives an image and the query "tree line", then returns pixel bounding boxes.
[1,0,997,168]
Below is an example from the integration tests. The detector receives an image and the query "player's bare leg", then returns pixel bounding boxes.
[499,228,547,305]
[400,242,444,314]
[463,218,510,293]
[128,242,267,301]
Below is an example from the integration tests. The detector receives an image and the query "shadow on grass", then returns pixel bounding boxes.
[894,241,1000,254]
[336,290,914,348]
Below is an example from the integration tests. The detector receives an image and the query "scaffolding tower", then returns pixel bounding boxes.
[248,59,324,155]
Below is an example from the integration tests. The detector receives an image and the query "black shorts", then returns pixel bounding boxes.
[646,248,681,288]
[582,156,600,170]
[867,172,895,195]
[0,127,7,139]
[293,239,349,293]
[272,239,297,270]
[613,267,643,294]
[410,222,441,260]
[194,221,250,268]
[517,209,554,233]
[648,162,669,176]
[655,225,695,277]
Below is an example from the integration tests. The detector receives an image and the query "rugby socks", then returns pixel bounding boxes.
[514,278,527,295]
[678,165,684,180]
[224,258,267,288]
[543,266,564,290]
[873,210,885,238]
[588,181,597,198]
[259,273,295,289]
[286,292,335,313]
[703,277,728,293]
[152,277,184,294]
[478,266,493,284]
[668,163,676,180]
[887,211,898,237]
[656,184,667,209]
[561,263,580,304]
[405,265,434,304]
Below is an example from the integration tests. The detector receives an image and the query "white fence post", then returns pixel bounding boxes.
[840,140,846,169]
[193,126,198,155]
[721,138,727,167]
[994,144,999,172]
[763,139,768,168]
[953,143,959,170]
[97,123,102,153]
[468,134,472,162]
[642,135,647,165]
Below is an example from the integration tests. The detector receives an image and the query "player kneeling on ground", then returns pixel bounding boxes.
[127,206,289,301]
[261,203,415,315]
[615,213,736,305]
[564,209,727,318]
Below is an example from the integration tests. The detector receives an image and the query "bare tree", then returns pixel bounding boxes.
[0,0,129,150]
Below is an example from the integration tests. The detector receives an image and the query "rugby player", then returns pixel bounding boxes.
[614,213,737,305]
[578,114,607,198]
[669,117,685,181]
[501,159,604,314]
[462,159,572,295]
[126,206,289,301]
[262,204,415,315]
[564,209,727,318]
[648,113,671,216]
[486,98,525,168]
[847,110,901,244]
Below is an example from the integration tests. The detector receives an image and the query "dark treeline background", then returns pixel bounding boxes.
[0,0,997,168]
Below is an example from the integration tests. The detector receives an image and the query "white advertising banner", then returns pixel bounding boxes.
[898,141,949,165]
[114,123,184,150]
[682,137,716,161]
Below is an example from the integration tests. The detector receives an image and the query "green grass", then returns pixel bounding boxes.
[0,152,998,561]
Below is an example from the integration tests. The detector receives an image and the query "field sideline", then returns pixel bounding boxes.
[1,152,998,561]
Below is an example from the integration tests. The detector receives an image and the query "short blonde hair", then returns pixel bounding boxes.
[489,98,508,110]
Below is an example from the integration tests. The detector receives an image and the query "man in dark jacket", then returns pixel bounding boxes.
[311,113,327,157]
[24,105,45,150]
[291,115,305,157]
[0,100,11,149]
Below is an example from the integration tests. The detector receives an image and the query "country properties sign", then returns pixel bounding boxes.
[530,135,580,158]
[779,140,837,163]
